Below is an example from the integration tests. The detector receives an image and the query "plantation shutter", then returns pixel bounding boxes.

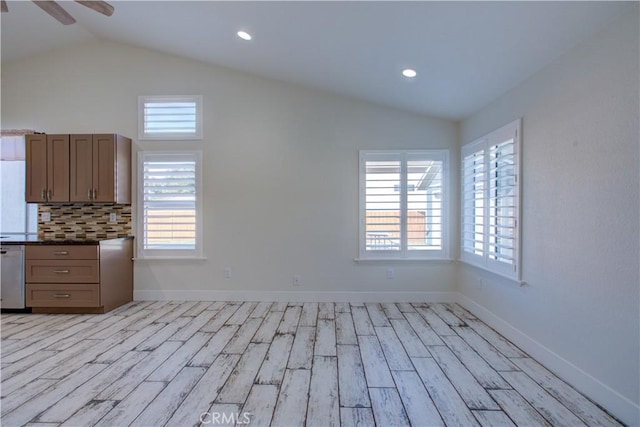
[487,126,518,272]
[460,119,520,280]
[141,153,197,252]
[364,154,402,251]
[462,142,486,260]
[138,96,202,140]
[360,150,448,259]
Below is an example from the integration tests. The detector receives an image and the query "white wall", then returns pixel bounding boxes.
[459,10,639,425]
[1,41,458,300]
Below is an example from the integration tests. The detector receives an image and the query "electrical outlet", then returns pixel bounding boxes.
[42,212,51,222]
[293,275,301,286]
[387,268,395,279]
[109,213,117,223]
[224,268,232,279]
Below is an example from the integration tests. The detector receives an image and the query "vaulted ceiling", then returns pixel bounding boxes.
[1,1,631,119]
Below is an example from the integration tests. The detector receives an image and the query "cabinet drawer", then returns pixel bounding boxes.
[26,260,99,283]
[26,283,100,307]
[26,245,98,260]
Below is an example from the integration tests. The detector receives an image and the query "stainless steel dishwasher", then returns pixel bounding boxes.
[1,245,25,309]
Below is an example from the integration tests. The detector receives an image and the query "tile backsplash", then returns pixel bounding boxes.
[39,204,132,240]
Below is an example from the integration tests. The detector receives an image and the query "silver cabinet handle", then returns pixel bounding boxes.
[42,189,47,200]
[53,251,69,255]
[48,189,52,200]
[53,270,70,274]
[93,189,97,200]
[54,294,71,298]
[88,189,93,200]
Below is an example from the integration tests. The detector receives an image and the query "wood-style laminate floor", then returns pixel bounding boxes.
[1,301,622,427]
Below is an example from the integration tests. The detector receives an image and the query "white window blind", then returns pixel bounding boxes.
[359,150,449,260]
[138,151,202,258]
[138,96,203,140]
[461,119,521,279]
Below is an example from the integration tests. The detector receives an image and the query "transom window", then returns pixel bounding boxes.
[359,150,449,260]
[461,119,521,280]
[138,95,203,140]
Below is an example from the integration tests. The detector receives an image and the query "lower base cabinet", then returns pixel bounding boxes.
[25,238,133,314]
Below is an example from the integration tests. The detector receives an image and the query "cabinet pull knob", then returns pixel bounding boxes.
[53,251,69,255]
[53,270,70,274]
[54,294,71,298]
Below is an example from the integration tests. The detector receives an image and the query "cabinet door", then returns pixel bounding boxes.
[47,135,70,202]
[92,134,116,202]
[25,134,48,202]
[70,134,94,202]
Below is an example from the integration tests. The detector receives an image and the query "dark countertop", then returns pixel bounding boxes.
[0,235,133,245]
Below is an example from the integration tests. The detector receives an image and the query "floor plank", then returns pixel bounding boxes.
[252,311,285,343]
[216,343,270,404]
[314,319,337,356]
[271,369,311,427]
[453,326,518,371]
[473,409,517,427]
[428,345,500,410]
[500,371,587,426]
[412,357,480,427]
[512,357,620,426]
[241,384,279,427]
[287,326,316,369]
[389,318,431,358]
[351,306,375,335]
[256,333,294,385]
[335,312,358,345]
[299,302,318,327]
[357,335,394,387]
[337,344,370,408]
[404,312,444,345]
[489,389,552,426]
[392,370,444,426]
[340,407,375,427]
[307,356,340,427]
[365,303,391,326]
[130,366,206,427]
[369,387,410,427]
[94,381,165,427]
[375,326,413,371]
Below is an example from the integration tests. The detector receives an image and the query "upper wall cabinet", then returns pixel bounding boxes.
[26,134,70,203]
[70,134,131,204]
[26,133,131,204]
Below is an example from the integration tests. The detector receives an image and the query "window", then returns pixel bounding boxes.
[138,95,203,140]
[461,119,521,280]
[359,150,449,260]
[0,134,37,235]
[137,151,202,258]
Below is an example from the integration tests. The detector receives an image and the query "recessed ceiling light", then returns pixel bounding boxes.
[402,68,417,78]
[237,31,252,41]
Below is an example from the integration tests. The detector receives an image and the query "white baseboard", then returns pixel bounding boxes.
[134,289,456,303]
[456,293,639,427]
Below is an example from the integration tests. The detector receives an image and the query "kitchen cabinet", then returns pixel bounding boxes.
[70,134,131,203]
[25,134,70,203]
[25,238,133,314]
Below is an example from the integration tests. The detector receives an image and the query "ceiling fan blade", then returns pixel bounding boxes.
[74,0,113,17]
[32,1,76,25]
[1,1,8,13]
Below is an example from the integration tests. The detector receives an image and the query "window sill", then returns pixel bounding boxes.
[458,259,525,285]
[354,258,455,264]
[133,256,208,261]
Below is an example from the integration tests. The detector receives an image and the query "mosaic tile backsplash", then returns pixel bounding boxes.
[38,204,132,240]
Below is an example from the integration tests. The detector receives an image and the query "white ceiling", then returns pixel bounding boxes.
[1,1,631,120]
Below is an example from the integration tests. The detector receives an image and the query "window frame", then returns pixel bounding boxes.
[358,149,450,261]
[137,150,203,259]
[138,95,203,141]
[461,119,522,280]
